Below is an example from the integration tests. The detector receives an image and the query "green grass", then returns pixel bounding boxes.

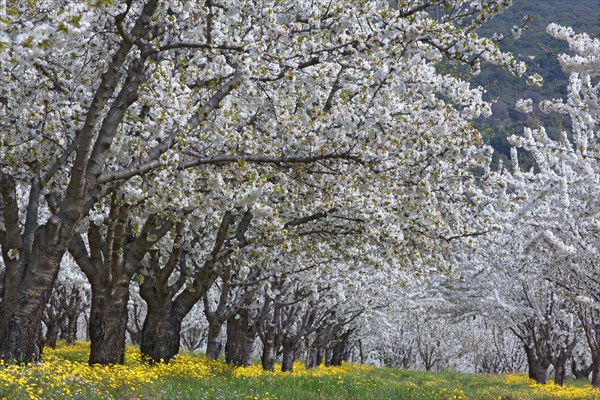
[1,342,599,400]
[140,367,600,400]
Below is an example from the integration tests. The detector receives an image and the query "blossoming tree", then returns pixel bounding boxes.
[1,0,526,363]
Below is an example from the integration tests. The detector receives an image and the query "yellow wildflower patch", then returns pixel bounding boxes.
[0,341,228,399]
[3,343,600,400]
[503,373,600,400]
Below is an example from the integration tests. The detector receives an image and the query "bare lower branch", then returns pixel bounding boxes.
[21,174,41,266]
[68,232,97,278]
[0,172,22,250]
[284,207,338,228]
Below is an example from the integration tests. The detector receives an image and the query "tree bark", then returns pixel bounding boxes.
[206,318,224,360]
[316,348,324,368]
[331,340,345,366]
[524,345,539,381]
[244,333,256,367]
[0,234,63,363]
[281,338,295,372]
[359,339,365,364]
[592,361,600,388]
[551,339,576,386]
[66,312,78,345]
[226,309,250,366]
[554,364,566,386]
[140,303,182,364]
[45,323,60,349]
[88,282,129,365]
[535,366,549,385]
[261,335,277,371]
[331,331,351,366]
[325,348,332,367]
[305,347,319,369]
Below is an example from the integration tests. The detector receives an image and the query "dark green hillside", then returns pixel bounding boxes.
[476,0,600,169]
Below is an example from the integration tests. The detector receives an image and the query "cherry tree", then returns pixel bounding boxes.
[506,24,599,385]
[441,22,599,385]
[0,0,528,363]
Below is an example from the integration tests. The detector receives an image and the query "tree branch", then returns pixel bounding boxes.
[97,73,243,185]
[64,0,159,203]
[0,172,21,250]
[182,152,363,169]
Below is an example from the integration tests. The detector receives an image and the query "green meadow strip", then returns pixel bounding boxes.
[0,342,599,400]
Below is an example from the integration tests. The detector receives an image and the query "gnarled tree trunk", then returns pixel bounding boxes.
[139,211,249,364]
[281,337,295,372]
[525,345,539,381]
[261,338,277,371]
[226,308,250,366]
[551,337,576,386]
[66,311,79,346]
[88,281,130,365]
[331,330,352,366]
[0,233,65,363]
[45,324,61,349]
[69,203,178,365]
[140,303,182,364]
[138,235,221,363]
[554,363,566,386]
[206,317,225,360]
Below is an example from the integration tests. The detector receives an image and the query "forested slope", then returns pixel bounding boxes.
[475,0,599,167]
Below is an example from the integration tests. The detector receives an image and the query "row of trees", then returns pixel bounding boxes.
[0,0,523,366]
[436,23,600,386]
[2,0,599,388]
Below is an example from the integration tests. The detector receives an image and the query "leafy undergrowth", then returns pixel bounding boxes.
[0,341,598,400]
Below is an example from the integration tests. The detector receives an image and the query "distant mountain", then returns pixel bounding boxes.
[475,0,600,169]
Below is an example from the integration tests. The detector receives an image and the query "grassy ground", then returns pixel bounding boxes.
[0,341,599,400]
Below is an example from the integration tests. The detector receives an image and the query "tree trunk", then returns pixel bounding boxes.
[332,331,351,366]
[552,343,575,386]
[261,337,277,371]
[0,233,65,363]
[88,282,129,365]
[524,345,539,380]
[554,363,566,386]
[316,348,324,367]
[325,348,332,367]
[225,309,249,366]
[140,302,182,364]
[331,339,346,366]
[359,339,365,364]
[206,319,224,360]
[59,320,68,340]
[281,339,295,373]
[591,360,600,388]
[243,334,255,367]
[0,283,50,363]
[535,366,549,384]
[306,347,319,369]
[66,307,81,345]
[260,322,277,371]
[45,323,60,349]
